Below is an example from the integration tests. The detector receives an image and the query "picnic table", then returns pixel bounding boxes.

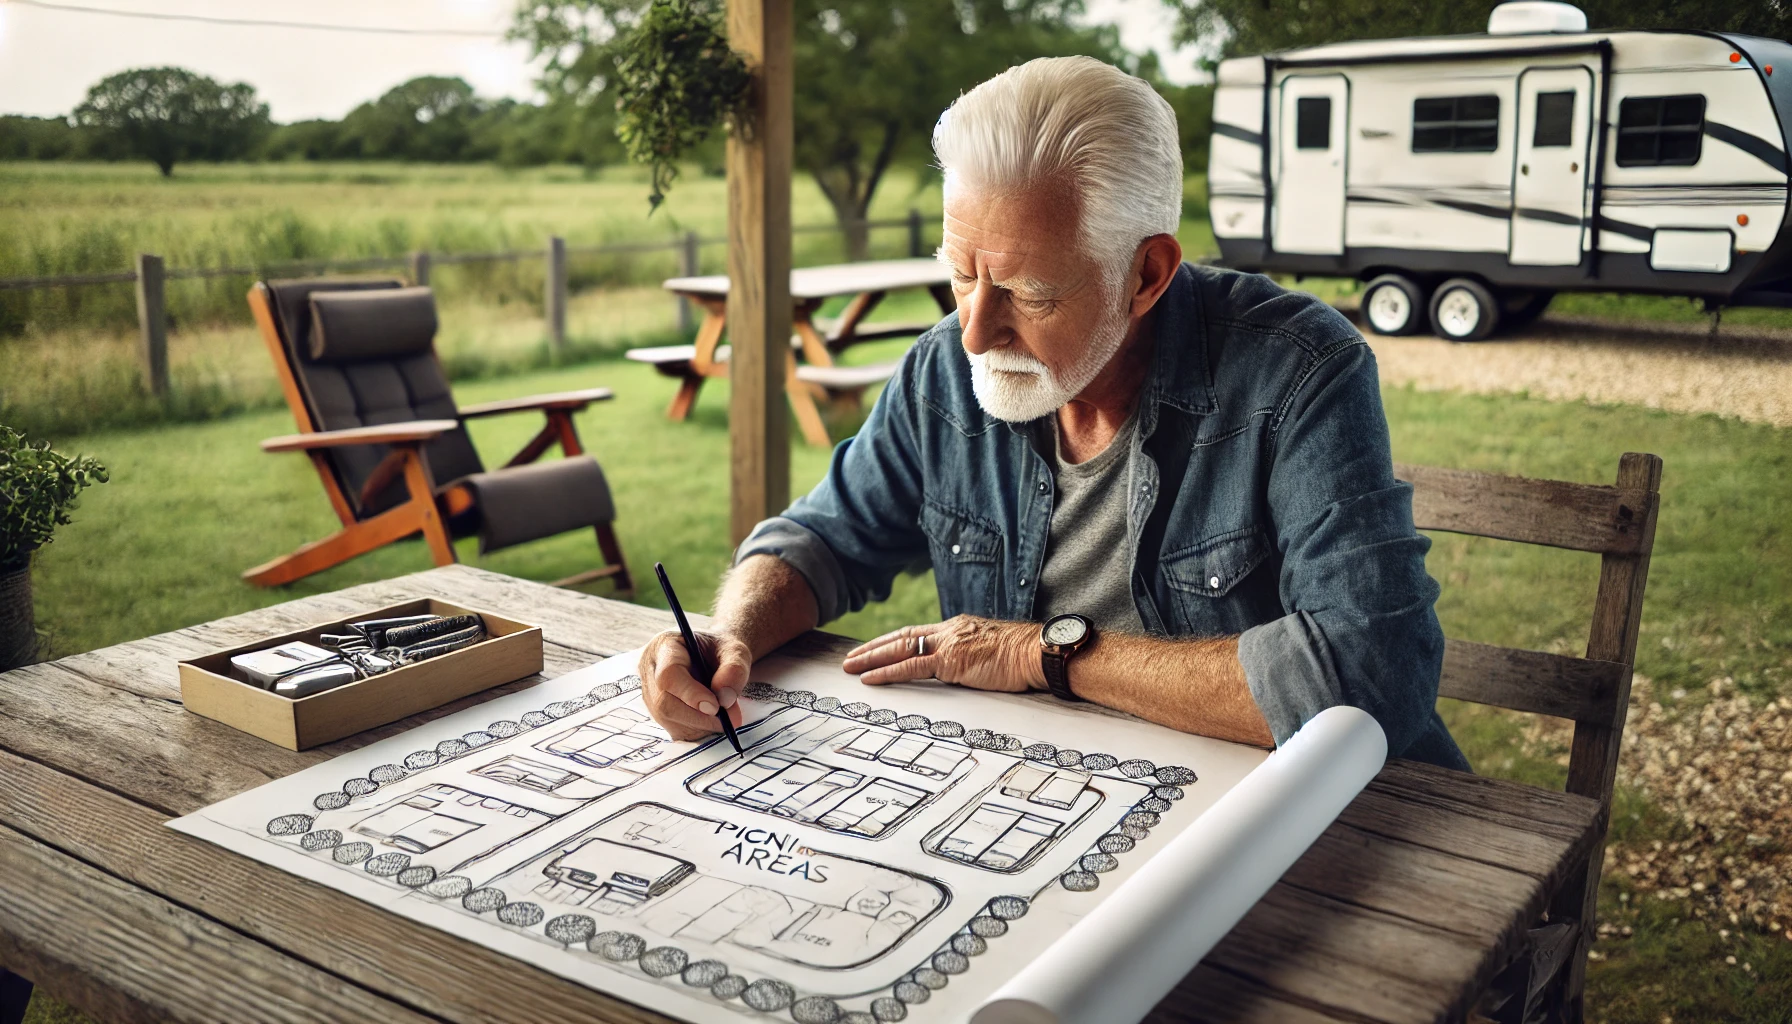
[628,258,956,447]
[0,565,1602,1024]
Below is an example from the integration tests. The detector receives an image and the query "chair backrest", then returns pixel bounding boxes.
[250,278,485,518]
[1398,452,1663,816]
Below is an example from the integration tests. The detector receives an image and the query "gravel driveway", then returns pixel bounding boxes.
[1347,309,1792,428]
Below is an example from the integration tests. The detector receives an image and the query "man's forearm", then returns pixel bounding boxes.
[1058,631,1274,747]
[710,554,821,659]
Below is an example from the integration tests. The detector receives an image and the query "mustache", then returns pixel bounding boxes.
[971,348,1048,375]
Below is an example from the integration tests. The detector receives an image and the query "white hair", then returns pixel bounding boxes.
[932,56,1183,285]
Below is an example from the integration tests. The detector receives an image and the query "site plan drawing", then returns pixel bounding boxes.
[172,651,1269,1024]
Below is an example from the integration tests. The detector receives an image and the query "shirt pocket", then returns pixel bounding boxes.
[919,501,1002,618]
[1159,527,1274,636]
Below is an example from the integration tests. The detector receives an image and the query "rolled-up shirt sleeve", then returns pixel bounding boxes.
[734,339,934,624]
[1236,340,1447,760]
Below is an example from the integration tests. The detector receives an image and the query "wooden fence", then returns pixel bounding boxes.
[0,210,935,398]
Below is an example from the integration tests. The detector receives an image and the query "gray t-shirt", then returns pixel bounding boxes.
[1033,411,1146,634]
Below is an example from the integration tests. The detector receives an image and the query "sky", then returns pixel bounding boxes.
[0,0,1208,122]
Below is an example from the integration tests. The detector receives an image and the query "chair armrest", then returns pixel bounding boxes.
[457,387,615,419]
[260,420,459,453]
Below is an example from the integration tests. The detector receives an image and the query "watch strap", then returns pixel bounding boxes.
[1042,649,1080,702]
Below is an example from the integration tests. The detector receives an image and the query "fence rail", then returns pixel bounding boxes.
[0,210,937,398]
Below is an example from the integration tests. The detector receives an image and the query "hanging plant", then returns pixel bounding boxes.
[612,0,753,211]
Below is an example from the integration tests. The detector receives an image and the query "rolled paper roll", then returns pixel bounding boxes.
[272,662,360,699]
[971,706,1389,1024]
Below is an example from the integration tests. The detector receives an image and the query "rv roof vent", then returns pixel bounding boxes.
[1488,1,1588,34]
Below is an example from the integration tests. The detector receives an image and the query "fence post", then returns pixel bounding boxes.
[545,235,567,349]
[409,251,431,287]
[907,208,924,258]
[677,230,700,334]
[134,252,168,398]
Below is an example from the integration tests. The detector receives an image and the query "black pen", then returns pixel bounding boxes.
[654,562,745,756]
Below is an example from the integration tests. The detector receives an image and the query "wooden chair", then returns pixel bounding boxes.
[245,279,633,595]
[1399,452,1663,1024]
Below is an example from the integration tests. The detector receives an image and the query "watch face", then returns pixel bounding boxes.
[1044,615,1088,646]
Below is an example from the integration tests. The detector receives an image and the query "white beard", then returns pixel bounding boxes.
[967,303,1130,423]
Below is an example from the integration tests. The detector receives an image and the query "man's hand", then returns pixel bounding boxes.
[842,615,1044,692]
[638,630,751,741]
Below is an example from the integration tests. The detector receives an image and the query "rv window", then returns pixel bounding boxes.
[1296,97,1331,150]
[1617,95,1705,166]
[1533,91,1576,148]
[1412,95,1500,153]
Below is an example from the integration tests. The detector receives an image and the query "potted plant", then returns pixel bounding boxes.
[1,424,107,670]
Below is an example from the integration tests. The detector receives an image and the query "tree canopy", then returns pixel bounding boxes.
[1166,0,1792,58]
[72,67,269,176]
[511,0,1131,252]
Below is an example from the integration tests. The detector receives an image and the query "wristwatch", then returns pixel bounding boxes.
[1039,613,1094,702]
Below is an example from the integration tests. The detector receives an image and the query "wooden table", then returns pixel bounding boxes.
[630,258,956,447]
[0,566,1601,1024]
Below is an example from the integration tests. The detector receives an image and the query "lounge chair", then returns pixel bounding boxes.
[243,278,632,594]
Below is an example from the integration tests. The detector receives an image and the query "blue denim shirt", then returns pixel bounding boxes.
[739,263,1468,770]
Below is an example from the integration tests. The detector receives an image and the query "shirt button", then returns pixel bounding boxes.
[1209,575,1221,589]
[950,544,961,555]
[1037,480,1048,493]
[1019,577,1029,587]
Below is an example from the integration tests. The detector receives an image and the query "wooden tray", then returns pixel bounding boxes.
[178,598,542,750]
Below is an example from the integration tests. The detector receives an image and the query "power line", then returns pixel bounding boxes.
[5,0,507,38]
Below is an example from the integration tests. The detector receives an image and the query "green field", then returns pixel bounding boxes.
[0,161,1225,438]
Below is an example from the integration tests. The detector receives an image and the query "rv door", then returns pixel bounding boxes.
[1273,75,1348,255]
[1511,67,1595,266]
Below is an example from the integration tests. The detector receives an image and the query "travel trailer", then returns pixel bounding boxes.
[1207,1,1792,339]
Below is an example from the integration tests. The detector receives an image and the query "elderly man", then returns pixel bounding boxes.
[640,56,1467,769]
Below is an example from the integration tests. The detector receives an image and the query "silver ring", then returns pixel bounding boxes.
[916,635,928,657]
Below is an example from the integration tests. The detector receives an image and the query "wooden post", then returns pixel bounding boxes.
[677,230,700,334]
[545,235,567,349]
[409,251,431,288]
[134,252,168,398]
[908,208,924,258]
[726,0,794,545]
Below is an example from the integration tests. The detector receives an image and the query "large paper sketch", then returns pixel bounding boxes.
[172,652,1271,1024]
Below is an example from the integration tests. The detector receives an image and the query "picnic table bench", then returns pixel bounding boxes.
[628,258,955,447]
[0,563,1607,1024]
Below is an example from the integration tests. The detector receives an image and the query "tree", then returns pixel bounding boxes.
[260,119,350,162]
[338,77,487,162]
[72,67,269,176]
[512,0,1127,257]
[1166,0,1792,58]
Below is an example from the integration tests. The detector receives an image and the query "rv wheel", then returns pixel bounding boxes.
[1499,289,1555,330]
[1361,274,1427,336]
[1429,278,1500,342]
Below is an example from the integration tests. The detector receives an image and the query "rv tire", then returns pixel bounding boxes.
[1429,278,1500,342]
[1361,274,1427,336]
[1499,289,1555,330]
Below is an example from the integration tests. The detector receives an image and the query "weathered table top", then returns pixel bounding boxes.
[663,258,952,300]
[0,566,1601,1024]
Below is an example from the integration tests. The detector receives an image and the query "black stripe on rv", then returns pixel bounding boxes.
[1702,120,1791,175]
[1213,122,1264,147]
[1514,207,1581,226]
[1346,192,1656,240]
